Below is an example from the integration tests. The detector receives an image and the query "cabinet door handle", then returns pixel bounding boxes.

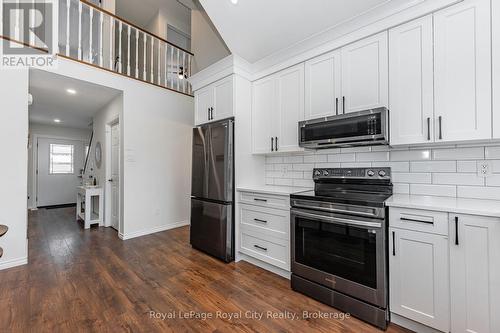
[342,96,346,114]
[455,216,459,245]
[271,137,274,152]
[275,137,278,151]
[427,117,431,141]
[254,218,268,224]
[208,108,210,120]
[211,107,214,120]
[438,116,443,140]
[392,231,396,256]
[335,97,339,115]
[254,244,268,252]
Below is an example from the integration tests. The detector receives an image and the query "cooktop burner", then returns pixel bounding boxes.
[291,167,393,208]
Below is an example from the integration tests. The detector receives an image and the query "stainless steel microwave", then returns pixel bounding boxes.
[298,108,389,149]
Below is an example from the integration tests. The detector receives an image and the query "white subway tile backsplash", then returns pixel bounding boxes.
[457,186,500,200]
[432,173,484,186]
[264,145,497,199]
[410,184,457,197]
[392,173,431,184]
[372,162,410,172]
[356,151,390,162]
[410,161,456,173]
[328,153,356,163]
[304,154,327,163]
[485,146,500,159]
[390,150,431,161]
[486,175,500,187]
[432,147,484,160]
[457,160,477,173]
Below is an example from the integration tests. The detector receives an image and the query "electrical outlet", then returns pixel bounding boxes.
[477,161,492,177]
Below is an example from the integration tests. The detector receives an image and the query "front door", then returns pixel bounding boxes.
[110,122,120,230]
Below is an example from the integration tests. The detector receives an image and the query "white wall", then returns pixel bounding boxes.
[1,49,193,269]
[146,3,191,41]
[27,123,92,209]
[191,2,230,74]
[0,69,29,270]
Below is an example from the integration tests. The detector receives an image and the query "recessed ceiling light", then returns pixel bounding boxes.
[66,88,76,95]
[231,0,238,4]
[54,119,61,123]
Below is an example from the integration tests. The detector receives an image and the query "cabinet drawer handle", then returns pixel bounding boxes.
[400,217,434,225]
[254,218,268,224]
[438,116,443,140]
[392,231,396,256]
[271,137,274,152]
[455,216,459,245]
[427,117,431,141]
[254,198,268,202]
[254,244,268,251]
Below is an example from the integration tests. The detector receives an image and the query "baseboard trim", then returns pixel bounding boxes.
[237,253,291,279]
[0,256,28,270]
[119,220,190,240]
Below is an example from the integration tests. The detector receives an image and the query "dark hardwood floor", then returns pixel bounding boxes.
[0,207,412,332]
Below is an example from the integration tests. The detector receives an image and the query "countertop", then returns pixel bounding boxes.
[236,185,311,196]
[386,194,500,218]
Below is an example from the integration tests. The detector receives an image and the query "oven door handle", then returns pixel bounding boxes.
[291,201,380,218]
[291,209,382,229]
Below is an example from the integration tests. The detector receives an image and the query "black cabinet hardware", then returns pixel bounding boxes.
[335,97,339,114]
[254,218,268,224]
[275,137,278,151]
[438,116,443,140]
[271,137,274,152]
[400,217,434,225]
[455,216,459,245]
[392,231,396,256]
[254,198,268,202]
[342,96,345,114]
[254,244,268,251]
[427,117,431,140]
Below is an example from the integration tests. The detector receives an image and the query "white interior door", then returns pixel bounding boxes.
[110,123,120,230]
[37,137,86,207]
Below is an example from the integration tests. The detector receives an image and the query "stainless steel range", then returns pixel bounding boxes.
[290,167,393,330]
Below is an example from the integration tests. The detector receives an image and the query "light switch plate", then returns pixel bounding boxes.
[477,160,492,177]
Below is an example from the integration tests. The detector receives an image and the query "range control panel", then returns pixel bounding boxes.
[312,168,391,180]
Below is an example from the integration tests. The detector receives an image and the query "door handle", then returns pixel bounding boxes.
[342,96,345,114]
[271,137,274,152]
[275,137,278,151]
[427,117,431,141]
[455,216,459,245]
[392,231,396,256]
[335,97,339,115]
[438,116,443,140]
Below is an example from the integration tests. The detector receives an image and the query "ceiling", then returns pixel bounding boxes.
[29,69,121,129]
[199,0,416,63]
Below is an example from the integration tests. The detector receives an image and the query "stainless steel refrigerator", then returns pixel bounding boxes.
[190,118,234,262]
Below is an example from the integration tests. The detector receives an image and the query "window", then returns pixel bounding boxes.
[49,144,74,174]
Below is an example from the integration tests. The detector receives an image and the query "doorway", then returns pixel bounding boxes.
[107,120,120,230]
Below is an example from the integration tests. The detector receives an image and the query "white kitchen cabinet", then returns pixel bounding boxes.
[449,214,500,333]
[304,50,341,119]
[389,228,450,332]
[341,31,388,114]
[493,0,500,139]
[251,64,304,154]
[434,0,492,142]
[194,75,234,125]
[252,75,276,154]
[389,16,434,145]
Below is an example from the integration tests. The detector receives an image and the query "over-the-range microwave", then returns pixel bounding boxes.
[298,107,389,149]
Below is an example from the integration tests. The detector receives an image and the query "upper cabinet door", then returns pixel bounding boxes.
[449,214,500,333]
[252,76,276,154]
[341,32,388,114]
[492,0,500,139]
[277,63,305,153]
[195,86,213,125]
[434,0,492,142]
[305,50,341,120]
[389,15,434,145]
[213,76,234,121]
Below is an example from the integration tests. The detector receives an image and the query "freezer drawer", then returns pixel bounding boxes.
[190,198,234,262]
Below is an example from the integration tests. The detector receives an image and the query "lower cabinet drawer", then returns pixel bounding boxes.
[239,204,289,240]
[389,207,448,236]
[239,231,289,270]
[239,191,289,210]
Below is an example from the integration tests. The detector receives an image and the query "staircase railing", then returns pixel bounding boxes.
[1,0,193,96]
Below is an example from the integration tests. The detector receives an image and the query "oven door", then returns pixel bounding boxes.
[291,208,387,308]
